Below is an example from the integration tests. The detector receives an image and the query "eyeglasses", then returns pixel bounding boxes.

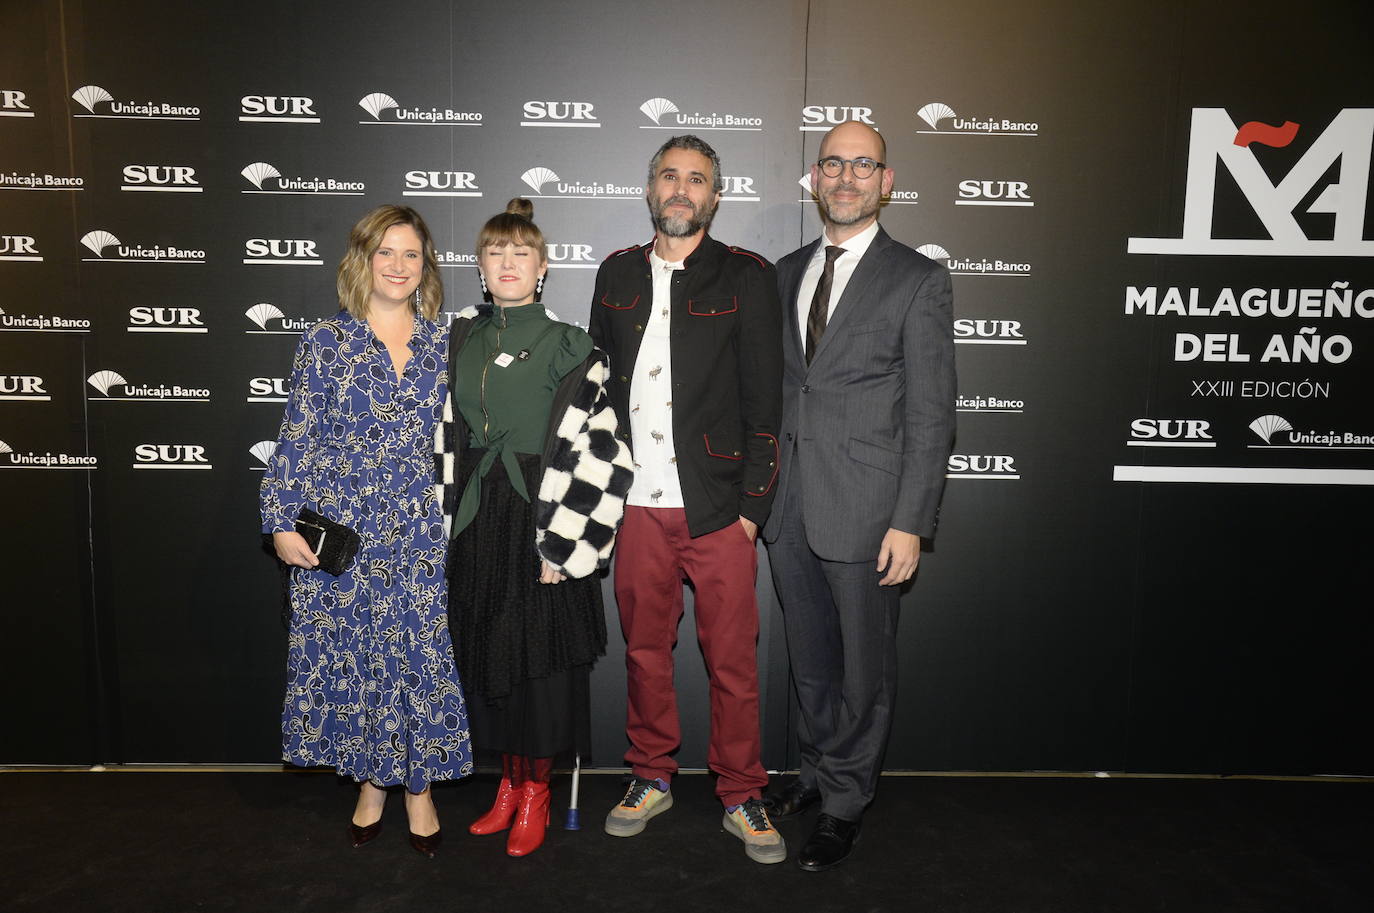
[816,156,885,179]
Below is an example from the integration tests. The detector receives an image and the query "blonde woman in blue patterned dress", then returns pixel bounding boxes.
[260,205,471,857]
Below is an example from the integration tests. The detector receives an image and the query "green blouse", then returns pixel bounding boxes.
[451,303,593,536]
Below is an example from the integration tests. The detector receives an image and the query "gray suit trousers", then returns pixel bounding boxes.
[768,457,900,821]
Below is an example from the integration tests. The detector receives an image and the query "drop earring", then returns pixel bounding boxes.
[535,274,544,301]
[479,273,489,301]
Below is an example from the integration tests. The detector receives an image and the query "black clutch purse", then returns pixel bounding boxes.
[295,508,361,576]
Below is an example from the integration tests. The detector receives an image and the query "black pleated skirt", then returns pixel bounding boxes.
[449,448,607,760]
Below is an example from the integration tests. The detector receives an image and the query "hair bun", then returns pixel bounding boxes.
[505,198,534,220]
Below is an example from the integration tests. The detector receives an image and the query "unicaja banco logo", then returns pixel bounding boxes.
[640,97,762,131]
[241,162,281,190]
[86,369,209,402]
[244,302,315,333]
[522,167,560,194]
[249,441,277,469]
[1129,108,1374,256]
[918,242,1030,278]
[81,230,119,257]
[0,439,99,469]
[916,102,1038,136]
[918,103,955,130]
[246,303,285,329]
[357,92,481,126]
[240,161,364,195]
[1249,414,1293,443]
[359,92,398,119]
[87,370,127,396]
[640,98,678,126]
[519,167,640,199]
[71,84,200,120]
[80,229,205,264]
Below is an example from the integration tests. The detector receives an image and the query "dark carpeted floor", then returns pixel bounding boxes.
[2,771,1370,913]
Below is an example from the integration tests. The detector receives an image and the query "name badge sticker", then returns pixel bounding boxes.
[494,352,515,368]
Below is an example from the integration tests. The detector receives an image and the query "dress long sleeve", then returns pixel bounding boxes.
[259,328,328,532]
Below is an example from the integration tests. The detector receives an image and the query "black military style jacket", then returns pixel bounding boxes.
[589,234,783,538]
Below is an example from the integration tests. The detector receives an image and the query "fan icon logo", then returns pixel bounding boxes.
[249,441,277,470]
[1249,414,1293,444]
[522,167,560,194]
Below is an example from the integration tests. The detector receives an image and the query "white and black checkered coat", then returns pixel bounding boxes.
[435,315,634,579]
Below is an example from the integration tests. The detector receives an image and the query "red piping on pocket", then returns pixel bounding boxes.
[744,432,779,496]
[687,296,738,316]
[703,434,743,460]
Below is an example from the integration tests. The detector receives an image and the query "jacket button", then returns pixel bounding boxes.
[756,485,765,491]
[786,433,793,442]
[801,384,811,393]
[634,324,643,332]
[620,375,628,383]
[769,461,775,467]
[733,450,741,457]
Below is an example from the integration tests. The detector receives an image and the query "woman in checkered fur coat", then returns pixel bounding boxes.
[437,199,632,857]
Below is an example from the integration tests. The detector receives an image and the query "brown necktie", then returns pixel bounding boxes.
[805,245,844,365]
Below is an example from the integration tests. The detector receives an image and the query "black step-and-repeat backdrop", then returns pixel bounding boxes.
[4,0,1371,774]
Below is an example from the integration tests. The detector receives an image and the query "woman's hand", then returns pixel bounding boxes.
[539,560,566,585]
[273,530,320,569]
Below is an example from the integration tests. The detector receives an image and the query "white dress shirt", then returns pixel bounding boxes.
[626,251,684,508]
[794,219,881,342]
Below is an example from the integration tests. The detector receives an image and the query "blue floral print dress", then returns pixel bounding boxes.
[260,312,471,792]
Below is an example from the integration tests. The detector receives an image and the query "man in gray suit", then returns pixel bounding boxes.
[762,120,956,871]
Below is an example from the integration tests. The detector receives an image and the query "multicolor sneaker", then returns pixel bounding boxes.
[723,797,787,864]
[604,776,673,837]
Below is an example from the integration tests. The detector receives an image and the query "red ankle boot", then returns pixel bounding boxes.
[505,780,551,857]
[469,777,520,835]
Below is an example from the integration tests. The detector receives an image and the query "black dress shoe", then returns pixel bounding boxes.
[408,828,442,857]
[762,780,821,820]
[798,813,860,872]
[348,819,383,847]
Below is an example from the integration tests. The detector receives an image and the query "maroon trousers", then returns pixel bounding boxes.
[614,506,768,807]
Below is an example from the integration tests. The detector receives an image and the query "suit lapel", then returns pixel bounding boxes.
[810,226,892,366]
[781,239,819,365]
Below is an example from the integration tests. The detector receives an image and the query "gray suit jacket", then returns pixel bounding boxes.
[762,226,956,562]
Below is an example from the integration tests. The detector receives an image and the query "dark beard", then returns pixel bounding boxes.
[651,194,716,238]
[820,181,880,226]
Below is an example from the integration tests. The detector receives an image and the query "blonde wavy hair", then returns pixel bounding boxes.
[336,205,443,320]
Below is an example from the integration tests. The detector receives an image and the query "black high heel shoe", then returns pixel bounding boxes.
[349,819,383,847]
[408,828,442,857]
